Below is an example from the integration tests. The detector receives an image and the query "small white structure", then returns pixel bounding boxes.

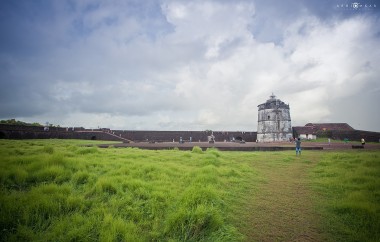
[293,125,318,140]
[299,133,317,140]
[257,94,292,142]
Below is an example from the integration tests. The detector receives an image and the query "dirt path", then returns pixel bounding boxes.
[242,153,325,241]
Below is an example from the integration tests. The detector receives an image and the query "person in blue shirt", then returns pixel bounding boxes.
[295,138,301,156]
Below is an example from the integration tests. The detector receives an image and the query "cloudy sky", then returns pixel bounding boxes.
[1,0,379,131]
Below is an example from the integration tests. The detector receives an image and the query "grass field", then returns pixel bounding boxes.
[0,140,379,241]
[311,151,380,242]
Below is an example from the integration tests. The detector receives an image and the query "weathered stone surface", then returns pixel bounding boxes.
[0,124,257,142]
[257,94,292,142]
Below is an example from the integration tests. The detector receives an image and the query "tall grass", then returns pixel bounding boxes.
[311,151,380,242]
[0,140,254,241]
[2,140,378,241]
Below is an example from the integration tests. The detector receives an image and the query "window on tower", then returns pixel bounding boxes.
[268,115,270,120]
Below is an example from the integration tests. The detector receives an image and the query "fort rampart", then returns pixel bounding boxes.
[0,124,257,142]
[318,130,380,143]
[1,124,379,143]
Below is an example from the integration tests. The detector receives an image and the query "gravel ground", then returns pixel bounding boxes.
[97,141,380,151]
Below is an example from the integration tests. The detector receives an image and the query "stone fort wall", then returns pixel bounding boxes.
[318,130,380,143]
[1,124,379,143]
[0,124,257,142]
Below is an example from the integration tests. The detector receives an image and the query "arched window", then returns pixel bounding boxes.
[267,115,270,120]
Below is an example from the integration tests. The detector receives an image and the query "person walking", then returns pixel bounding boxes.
[295,138,301,156]
[361,138,365,146]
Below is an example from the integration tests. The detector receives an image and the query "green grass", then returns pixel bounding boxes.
[0,140,254,241]
[0,140,379,241]
[301,138,348,143]
[310,151,380,242]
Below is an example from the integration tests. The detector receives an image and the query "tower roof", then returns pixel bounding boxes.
[269,93,276,100]
[258,94,289,110]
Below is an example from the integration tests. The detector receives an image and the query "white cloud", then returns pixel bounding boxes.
[1,0,379,131]
[197,109,220,126]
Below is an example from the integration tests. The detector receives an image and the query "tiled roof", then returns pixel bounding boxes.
[257,94,290,110]
[304,123,354,131]
[293,126,317,134]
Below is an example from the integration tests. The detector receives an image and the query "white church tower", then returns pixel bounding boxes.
[257,94,292,142]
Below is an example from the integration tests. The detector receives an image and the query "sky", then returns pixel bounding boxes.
[0,0,379,131]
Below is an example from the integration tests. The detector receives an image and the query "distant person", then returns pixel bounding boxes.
[361,138,365,146]
[328,138,331,145]
[295,138,301,156]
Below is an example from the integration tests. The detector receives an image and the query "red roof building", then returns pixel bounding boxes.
[304,123,354,131]
[293,123,355,140]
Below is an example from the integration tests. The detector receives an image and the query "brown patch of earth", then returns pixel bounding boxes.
[239,153,327,241]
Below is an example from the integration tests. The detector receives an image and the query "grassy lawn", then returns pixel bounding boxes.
[0,140,254,241]
[0,140,379,241]
[310,151,380,242]
[237,150,380,242]
[237,151,325,241]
